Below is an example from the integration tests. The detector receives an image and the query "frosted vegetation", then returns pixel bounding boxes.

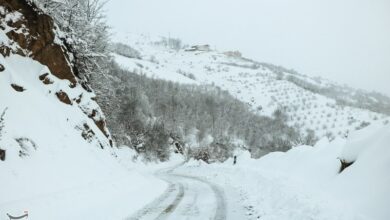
[0,108,6,142]
[99,61,305,161]
[34,0,110,81]
[259,62,390,115]
[110,42,141,59]
[31,0,389,162]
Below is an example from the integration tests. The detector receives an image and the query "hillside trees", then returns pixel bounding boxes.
[103,61,301,161]
[155,37,183,51]
[286,75,390,115]
[111,43,141,59]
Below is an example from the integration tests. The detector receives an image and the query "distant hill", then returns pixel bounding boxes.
[111,33,390,140]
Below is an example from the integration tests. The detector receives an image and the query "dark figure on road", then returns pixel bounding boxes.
[233,156,237,165]
[0,148,5,161]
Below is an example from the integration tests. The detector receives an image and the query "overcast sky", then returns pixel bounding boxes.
[106,0,390,95]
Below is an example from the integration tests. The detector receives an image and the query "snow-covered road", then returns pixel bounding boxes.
[128,163,246,220]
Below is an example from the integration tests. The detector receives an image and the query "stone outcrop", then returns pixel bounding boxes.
[11,83,25,92]
[0,0,113,146]
[56,91,72,105]
[0,0,76,84]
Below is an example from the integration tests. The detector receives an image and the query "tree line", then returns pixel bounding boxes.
[96,61,309,161]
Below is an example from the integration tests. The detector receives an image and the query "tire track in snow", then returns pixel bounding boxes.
[172,174,227,220]
[128,162,227,220]
[154,181,185,220]
[126,179,182,220]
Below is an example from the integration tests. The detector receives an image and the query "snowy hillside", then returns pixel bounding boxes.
[112,33,389,139]
[0,2,167,219]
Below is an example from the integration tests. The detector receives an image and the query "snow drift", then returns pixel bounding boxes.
[178,122,390,220]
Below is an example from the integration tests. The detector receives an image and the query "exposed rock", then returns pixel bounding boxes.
[339,159,354,173]
[77,123,107,148]
[1,0,113,147]
[69,82,77,88]
[56,90,72,105]
[0,45,12,57]
[0,0,77,84]
[95,119,110,139]
[89,109,97,118]
[87,109,111,142]
[39,73,53,84]
[0,64,5,72]
[11,84,25,92]
[81,123,95,142]
[74,94,82,104]
[39,73,48,81]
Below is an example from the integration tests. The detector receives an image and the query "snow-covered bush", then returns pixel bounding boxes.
[286,73,390,115]
[38,0,110,79]
[154,37,183,51]
[176,69,196,80]
[275,71,283,80]
[0,107,7,141]
[15,137,37,157]
[325,131,335,141]
[356,121,370,130]
[188,147,210,163]
[0,108,7,161]
[110,42,141,59]
[149,55,159,64]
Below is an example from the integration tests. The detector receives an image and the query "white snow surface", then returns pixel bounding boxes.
[175,123,390,220]
[0,53,184,219]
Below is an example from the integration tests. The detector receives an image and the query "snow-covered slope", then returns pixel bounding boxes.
[0,54,165,220]
[112,33,389,139]
[177,122,390,220]
[0,4,167,219]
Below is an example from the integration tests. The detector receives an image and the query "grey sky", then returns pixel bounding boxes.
[106,0,390,95]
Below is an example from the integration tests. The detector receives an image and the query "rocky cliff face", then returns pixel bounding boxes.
[0,0,76,84]
[0,0,112,147]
